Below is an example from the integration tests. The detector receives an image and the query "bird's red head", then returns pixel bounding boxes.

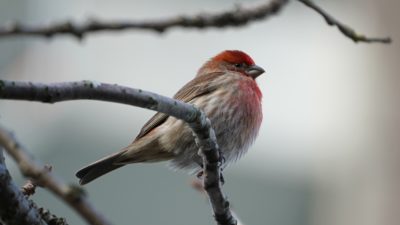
[213,50,256,66]
[199,50,265,79]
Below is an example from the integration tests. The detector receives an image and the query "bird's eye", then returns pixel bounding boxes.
[235,63,244,68]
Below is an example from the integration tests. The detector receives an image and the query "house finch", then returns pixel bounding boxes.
[76,50,264,185]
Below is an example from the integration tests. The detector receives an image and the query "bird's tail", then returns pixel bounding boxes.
[76,139,174,185]
[76,150,127,185]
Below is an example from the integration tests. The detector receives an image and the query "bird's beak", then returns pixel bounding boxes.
[246,65,265,79]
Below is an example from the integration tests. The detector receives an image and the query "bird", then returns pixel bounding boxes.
[76,50,265,185]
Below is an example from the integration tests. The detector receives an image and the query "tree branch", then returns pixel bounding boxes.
[191,179,245,225]
[0,149,46,225]
[0,125,112,225]
[0,0,391,44]
[0,80,237,225]
[0,0,289,40]
[298,0,391,43]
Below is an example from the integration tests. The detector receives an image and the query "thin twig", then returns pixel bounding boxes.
[0,80,237,225]
[298,0,391,43]
[0,149,46,225]
[0,125,112,225]
[21,165,52,196]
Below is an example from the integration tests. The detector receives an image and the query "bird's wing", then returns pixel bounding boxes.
[134,72,224,141]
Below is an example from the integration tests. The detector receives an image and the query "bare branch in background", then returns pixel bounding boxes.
[0,80,237,225]
[0,149,45,225]
[0,0,289,40]
[0,0,391,43]
[21,165,52,196]
[0,125,112,225]
[298,0,391,43]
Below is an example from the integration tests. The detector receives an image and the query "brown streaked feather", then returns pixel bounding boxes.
[134,72,225,141]
[134,112,168,141]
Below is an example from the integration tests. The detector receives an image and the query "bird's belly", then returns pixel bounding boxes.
[166,88,262,172]
[208,101,261,163]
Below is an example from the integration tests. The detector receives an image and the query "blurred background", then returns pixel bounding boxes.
[0,0,399,224]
